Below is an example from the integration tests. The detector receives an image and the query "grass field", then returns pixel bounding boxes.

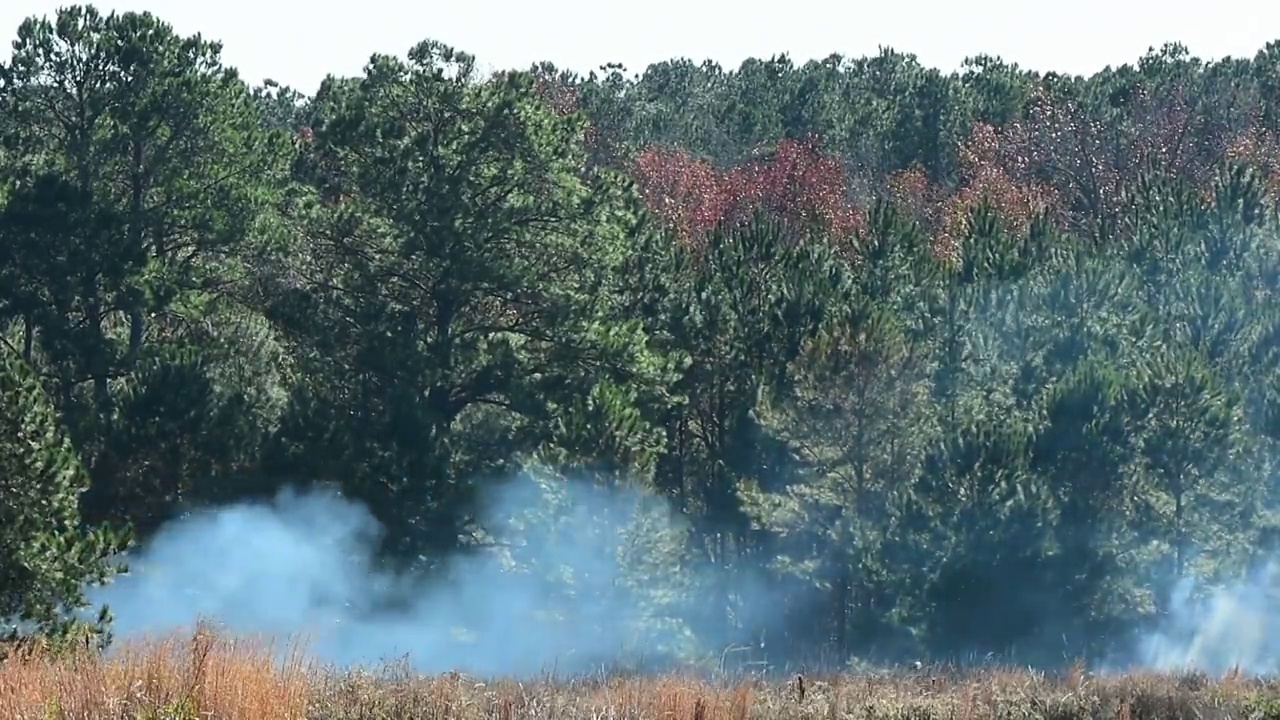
[0,627,1277,720]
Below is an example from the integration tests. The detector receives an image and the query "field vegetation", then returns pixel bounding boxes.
[2,627,1279,720]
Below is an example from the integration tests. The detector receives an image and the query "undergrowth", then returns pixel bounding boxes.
[0,626,1277,719]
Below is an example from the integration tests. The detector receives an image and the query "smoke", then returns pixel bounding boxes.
[1124,562,1280,675]
[88,461,1280,677]
[87,469,774,677]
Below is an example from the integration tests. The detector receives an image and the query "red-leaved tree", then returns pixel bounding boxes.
[632,136,862,254]
[631,144,731,245]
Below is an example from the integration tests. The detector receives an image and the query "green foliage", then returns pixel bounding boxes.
[0,4,292,533]
[0,344,130,644]
[261,40,681,562]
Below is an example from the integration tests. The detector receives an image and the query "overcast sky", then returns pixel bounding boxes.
[2,0,1277,93]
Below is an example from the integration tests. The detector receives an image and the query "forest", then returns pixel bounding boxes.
[6,3,1280,677]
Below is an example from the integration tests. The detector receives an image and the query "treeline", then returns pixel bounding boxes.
[5,4,1280,668]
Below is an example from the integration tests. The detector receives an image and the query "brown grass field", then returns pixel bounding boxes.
[0,626,1278,720]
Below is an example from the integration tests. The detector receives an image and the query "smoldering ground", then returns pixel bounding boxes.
[86,469,781,677]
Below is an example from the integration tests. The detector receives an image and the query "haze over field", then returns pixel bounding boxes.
[89,483,1280,676]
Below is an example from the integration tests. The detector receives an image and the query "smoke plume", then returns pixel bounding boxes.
[87,469,768,677]
[90,463,1280,677]
[1130,562,1280,675]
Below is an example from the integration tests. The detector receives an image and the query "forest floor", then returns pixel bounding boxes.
[0,628,1276,720]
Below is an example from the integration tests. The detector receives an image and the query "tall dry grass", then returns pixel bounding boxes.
[1,625,1279,719]
[0,625,309,720]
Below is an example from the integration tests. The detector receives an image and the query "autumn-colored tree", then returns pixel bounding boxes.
[631,145,729,245]
[632,136,861,253]
[723,136,862,240]
[887,122,1059,261]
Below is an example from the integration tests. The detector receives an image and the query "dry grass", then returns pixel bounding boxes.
[0,626,309,720]
[1,626,1279,720]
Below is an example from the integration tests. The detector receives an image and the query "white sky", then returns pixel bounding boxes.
[2,0,1278,94]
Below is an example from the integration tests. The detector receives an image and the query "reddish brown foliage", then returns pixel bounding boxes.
[1011,80,1242,236]
[886,165,950,258]
[728,137,862,239]
[632,137,862,252]
[632,145,730,244]
[954,123,1058,224]
[530,67,581,118]
[886,76,1241,258]
[889,122,1060,261]
[1226,124,1280,200]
